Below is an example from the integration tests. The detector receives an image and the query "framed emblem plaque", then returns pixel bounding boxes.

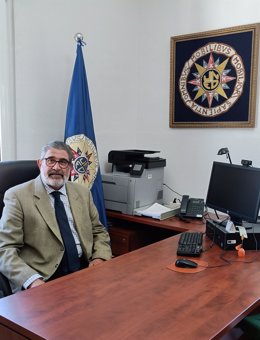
[169,23,260,128]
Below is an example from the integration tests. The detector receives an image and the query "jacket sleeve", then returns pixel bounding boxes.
[0,189,39,293]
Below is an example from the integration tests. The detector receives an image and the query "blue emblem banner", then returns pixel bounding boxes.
[65,41,108,229]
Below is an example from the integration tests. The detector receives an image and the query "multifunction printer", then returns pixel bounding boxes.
[101,149,166,215]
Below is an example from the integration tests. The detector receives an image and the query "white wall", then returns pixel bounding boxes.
[136,0,260,203]
[2,0,260,203]
[0,0,16,160]
[12,0,140,159]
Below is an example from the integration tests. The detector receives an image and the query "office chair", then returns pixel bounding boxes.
[0,160,39,298]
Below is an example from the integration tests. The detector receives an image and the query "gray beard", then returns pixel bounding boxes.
[40,172,69,190]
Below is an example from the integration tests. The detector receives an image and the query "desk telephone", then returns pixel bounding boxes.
[180,195,205,218]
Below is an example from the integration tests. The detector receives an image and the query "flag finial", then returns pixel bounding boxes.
[74,33,86,46]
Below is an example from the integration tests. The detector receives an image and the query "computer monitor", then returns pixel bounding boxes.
[206,161,260,225]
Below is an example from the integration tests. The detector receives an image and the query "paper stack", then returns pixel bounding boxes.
[134,202,180,220]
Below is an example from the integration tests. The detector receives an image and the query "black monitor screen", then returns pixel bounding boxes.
[206,162,260,225]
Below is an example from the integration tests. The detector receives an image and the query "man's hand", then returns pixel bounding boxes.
[28,279,45,289]
[89,258,105,267]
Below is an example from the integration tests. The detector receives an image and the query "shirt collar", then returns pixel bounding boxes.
[41,177,67,196]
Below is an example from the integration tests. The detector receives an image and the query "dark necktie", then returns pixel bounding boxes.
[52,191,80,273]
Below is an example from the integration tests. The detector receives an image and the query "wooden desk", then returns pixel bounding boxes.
[0,235,260,339]
[107,210,205,255]
[107,210,205,233]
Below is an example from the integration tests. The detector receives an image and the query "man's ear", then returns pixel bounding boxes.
[37,159,42,170]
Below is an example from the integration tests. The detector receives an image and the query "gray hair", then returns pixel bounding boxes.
[40,141,73,162]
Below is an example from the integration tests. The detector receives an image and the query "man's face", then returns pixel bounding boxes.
[37,148,72,190]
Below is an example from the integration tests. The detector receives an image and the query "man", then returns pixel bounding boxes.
[0,141,112,293]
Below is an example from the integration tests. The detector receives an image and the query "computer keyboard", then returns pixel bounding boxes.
[177,232,203,257]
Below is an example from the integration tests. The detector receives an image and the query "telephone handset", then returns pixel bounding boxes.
[180,195,190,215]
[180,195,205,218]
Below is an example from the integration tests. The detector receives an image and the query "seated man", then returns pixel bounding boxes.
[0,140,112,293]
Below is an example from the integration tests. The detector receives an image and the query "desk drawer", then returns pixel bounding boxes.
[109,226,146,256]
[0,324,28,339]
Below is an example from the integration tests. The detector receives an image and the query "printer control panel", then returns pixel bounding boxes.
[130,163,145,176]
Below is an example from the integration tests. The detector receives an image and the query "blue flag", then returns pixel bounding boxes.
[65,41,108,229]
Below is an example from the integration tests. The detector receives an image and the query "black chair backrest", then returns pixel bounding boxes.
[0,160,39,218]
[0,160,39,297]
[0,274,12,298]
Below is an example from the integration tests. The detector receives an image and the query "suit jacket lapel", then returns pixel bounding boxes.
[33,176,63,242]
[66,184,83,231]
[66,184,91,257]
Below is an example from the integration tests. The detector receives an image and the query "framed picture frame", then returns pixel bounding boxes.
[169,23,260,128]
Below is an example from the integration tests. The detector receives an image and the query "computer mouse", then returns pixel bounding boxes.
[175,258,198,268]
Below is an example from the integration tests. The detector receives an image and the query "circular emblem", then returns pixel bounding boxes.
[66,134,99,189]
[74,156,89,174]
[179,43,245,117]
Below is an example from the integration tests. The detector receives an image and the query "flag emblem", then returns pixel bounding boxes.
[66,134,98,189]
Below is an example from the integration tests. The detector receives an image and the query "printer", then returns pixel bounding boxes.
[102,149,166,215]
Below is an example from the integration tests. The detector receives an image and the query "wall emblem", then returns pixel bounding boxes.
[169,24,260,128]
[180,44,245,117]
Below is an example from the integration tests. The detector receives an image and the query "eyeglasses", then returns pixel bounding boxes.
[43,157,71,169]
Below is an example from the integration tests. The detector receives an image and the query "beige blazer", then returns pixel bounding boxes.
[0,176,112,293]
